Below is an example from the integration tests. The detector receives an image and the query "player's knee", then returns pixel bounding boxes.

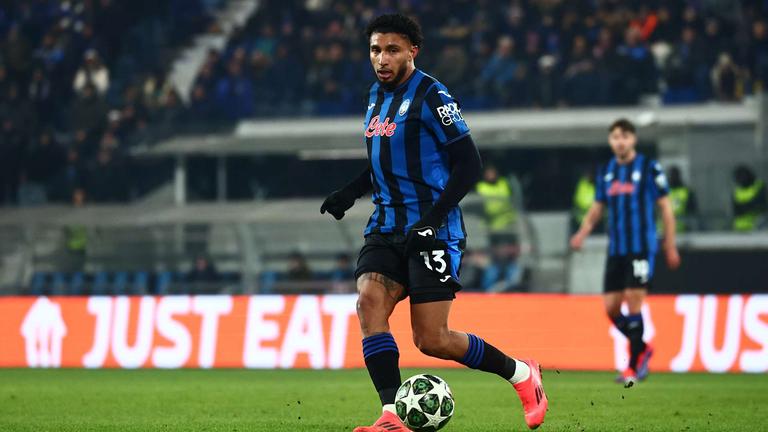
[605,306,621,319]
[413,330,451,359]
[356,290,388,335]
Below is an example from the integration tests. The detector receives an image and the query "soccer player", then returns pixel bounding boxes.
[570,118,681,387]
[321,13,547,432]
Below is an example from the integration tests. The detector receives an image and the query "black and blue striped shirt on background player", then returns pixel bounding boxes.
[595,154,670,256]
[363,69,470,240]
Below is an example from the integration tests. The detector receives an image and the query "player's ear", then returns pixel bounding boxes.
[410,45,419,60]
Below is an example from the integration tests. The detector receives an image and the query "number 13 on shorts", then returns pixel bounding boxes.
[420,250,447,273]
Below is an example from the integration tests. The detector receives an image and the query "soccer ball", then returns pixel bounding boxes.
[395,374,455,431]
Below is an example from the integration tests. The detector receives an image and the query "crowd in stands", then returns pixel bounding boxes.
[193,0,768,118]
[0,0,223,206]
[1,0,767,220]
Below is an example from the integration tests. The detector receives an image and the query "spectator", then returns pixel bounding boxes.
[33,31,65,73]
[187,84,215,124]
[23,130,64,204]
[476,165,517,233]
[186,254,222,293]
[667,166,699,233]
[154,88,186,138]
[711,53,743,102]
[329,253,355,293]
[572,168,596,233]
[432,45,469,93]
[1,25,32,82]
[0,118,25,204]
[664,26,709,103]
[747,20,768,92]
[475,165,522,291]
[214,60,254,120]
[616,27,657,104]
[479,36,518,106]
[531,54,560,107]
[71,83,107,134]
[28,67,54,124]
[562,35,599,106]
[2,84,37,135]
[732,165,767,232]
[285,251,312,281]
[264,43,304,109]
[50,147,86,202]
[64,188,88,272]
[73,50,109,96]
[86,148,128,202]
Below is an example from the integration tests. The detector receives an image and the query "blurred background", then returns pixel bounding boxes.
[0,0,766,297]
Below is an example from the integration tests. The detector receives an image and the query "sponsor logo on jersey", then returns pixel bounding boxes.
[437,90,452,98]
[607,181,636,196]
[398,99,411,116]
[436,102,464,126]
[365,116,397,138]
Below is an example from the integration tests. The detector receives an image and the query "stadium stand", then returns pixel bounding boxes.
[193,0,768,118]
[2,0,768,208]
[0,0,227,206]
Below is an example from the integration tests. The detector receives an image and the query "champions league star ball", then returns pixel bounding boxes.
[395,374,455,431]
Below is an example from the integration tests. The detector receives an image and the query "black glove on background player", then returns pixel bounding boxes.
[321,168,372,220]
[405,135,482,255]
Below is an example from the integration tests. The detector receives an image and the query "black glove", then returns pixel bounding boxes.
[320,189,357,220]
[405,222,438,256]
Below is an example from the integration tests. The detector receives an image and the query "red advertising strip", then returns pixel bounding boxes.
[0,294,765,372]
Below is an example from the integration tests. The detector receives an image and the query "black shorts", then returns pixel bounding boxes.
[354,233,465,304]
[604,254,656,293]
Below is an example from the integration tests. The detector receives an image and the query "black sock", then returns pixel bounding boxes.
[459,333,517,380]
[626,313,646,371]
[362,332,401,405]
[611,314,631,338]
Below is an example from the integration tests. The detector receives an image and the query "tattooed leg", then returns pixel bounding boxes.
[356,272,405,337]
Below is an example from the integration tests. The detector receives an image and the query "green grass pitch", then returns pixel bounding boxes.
[0,368,765,431]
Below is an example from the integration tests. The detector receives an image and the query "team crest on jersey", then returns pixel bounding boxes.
[436,102,464,126]
[398,99,411,116]
[632,171,642,182]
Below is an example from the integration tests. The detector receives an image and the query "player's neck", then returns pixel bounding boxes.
[383,66,417,91]
[615,151,637,165]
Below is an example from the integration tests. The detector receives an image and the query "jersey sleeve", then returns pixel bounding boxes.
[649,160,670,200]
[595,166,607,203]
[422,83,470,146]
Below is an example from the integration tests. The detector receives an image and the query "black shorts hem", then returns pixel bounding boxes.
[603,283,651,293]
[409,289,458,304]
[353,267,408,289]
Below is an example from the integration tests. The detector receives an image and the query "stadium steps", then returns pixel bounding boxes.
[169,0,260,102]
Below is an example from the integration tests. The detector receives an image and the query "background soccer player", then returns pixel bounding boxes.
[321,13,547,432]
[570,118,681,387]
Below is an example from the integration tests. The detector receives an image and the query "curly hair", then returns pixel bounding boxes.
[365,13,423,47]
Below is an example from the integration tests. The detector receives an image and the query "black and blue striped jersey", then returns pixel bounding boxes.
[595,154,669,256]
[363,69,470,240]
